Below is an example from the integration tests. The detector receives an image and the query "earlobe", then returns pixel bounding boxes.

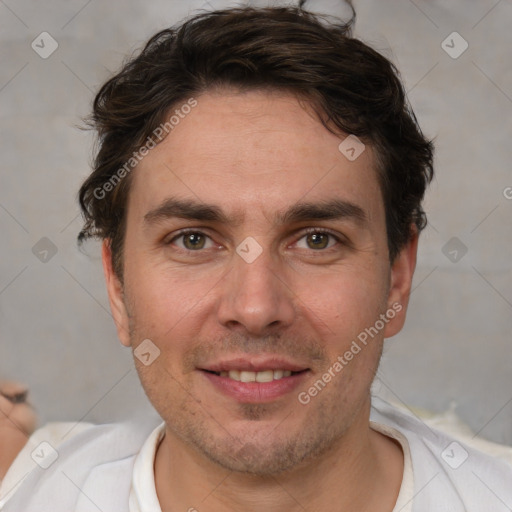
[383,228,419,339]
[101,240,131,347]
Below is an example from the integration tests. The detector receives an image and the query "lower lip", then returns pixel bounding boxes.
[200,370,310,403]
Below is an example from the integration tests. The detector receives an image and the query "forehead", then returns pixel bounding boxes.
[129,89,383,224]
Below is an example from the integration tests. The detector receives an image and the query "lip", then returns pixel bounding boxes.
[200,369,310,403]
[199,356,309,373]
[198,356,311,403]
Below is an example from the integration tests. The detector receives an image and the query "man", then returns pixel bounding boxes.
[1,5,511,512]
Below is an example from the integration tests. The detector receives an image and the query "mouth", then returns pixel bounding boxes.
[203,369,307,382]
[198,358,311,403]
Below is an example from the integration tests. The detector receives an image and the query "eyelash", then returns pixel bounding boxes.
[166,227,345,251]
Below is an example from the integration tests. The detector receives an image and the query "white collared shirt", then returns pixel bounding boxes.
[127,420,414,512]
[2,397,512,512]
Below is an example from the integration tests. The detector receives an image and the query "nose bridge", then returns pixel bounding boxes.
[216,237,295,333]
[235,239,277,292]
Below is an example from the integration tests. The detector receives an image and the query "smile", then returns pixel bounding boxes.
[201,368,310,403]
[214,369,297,382]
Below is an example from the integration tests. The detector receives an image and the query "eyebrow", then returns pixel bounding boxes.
[143,197,367,228]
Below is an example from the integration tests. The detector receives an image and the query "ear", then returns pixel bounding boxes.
[383,227,419,338]
[102,240,131,347]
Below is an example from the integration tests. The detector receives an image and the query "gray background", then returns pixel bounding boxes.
[0,0,511,444]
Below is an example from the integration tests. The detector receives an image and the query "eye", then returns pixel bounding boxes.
[166,228,343,253]
[295,229,340,250]
[168,230,216,251]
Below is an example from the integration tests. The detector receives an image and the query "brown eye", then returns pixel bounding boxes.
[306,232,330,250]
[295,230,339,251]
[182,232,206,250]
[168,231,215,251]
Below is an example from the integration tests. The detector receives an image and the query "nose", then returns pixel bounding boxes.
[216,242,296,335]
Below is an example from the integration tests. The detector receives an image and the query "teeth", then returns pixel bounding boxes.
[255,370,274,383]
[220,369,296,382]
[240,371,256,383]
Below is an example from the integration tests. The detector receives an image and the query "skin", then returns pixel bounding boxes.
[103,88,418,511]
[0,381,37,480]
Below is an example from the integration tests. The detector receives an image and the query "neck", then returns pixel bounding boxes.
[154,400,403,512]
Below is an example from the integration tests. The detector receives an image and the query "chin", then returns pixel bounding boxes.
[173,410,346,477]
[197,438,311,476]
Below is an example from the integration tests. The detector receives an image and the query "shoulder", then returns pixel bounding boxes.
[0,418,160,512]
[371,396,512,510]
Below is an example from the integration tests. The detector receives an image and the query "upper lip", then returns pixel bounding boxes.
[199,356,309,373]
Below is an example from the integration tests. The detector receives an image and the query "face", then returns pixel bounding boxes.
[103,89,416,475]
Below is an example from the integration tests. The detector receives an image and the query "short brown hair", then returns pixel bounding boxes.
[78,6,434,279]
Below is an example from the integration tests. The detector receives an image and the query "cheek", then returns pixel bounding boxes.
[295,266,389,338]
[125,257,206,321]
[123,265,220,367]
